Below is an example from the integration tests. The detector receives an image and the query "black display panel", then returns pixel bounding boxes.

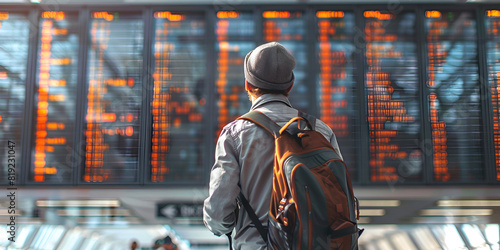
[0,6,499,186]
[0,12,30,184]
[262,11,310,112]
[486,9,500,181]
[315,11,359,180]
[83,11,143,183]
[364,11,423,182]
[150,11,207,182]
[425,10,484,182]
[215,11,255,136]
[30,11,79,183]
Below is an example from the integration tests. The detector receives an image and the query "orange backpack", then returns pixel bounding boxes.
[237,111,363,250]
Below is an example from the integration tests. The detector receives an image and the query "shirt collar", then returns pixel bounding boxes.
[250,94,292,111]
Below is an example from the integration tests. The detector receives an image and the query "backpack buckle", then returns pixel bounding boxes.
[277,198,287,218]
[277,198,294,226]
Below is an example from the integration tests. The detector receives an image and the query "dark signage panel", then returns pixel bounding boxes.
[157,203,203,219]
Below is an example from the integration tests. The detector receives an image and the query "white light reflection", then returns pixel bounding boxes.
[431,225,467,250]
[412,227,441,250]
[485,224,499,249]
[461,224,489,249]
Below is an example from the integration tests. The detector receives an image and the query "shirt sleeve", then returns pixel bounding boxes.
[203,126,241,236]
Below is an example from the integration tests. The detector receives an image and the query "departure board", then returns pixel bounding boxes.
[315,11,359,180]
[84,11,143,183]
[215,11,255,136]
[30,11,79,183]
[262,11,310,112]
[364,11,423,182]
[150,11,207,182]
[425,10,484,182]
[2,6,500,186]
[0,12,30,184]
[486,10,500,181]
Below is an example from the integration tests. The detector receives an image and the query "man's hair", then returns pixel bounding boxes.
[247,82,290,97]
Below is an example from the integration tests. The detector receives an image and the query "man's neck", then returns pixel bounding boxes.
[248,91,259,104]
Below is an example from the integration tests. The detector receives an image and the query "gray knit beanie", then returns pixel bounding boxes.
[244,42,296,91]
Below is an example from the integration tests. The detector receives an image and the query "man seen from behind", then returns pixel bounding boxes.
[203,42,343,249]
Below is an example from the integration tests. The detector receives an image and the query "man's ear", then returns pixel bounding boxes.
[245,81,250,91]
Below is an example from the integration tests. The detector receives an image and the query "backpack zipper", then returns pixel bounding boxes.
[305,185,313,250]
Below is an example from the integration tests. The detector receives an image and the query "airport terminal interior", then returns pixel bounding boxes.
[0,0,500,249]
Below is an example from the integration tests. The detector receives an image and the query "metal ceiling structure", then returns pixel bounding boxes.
[0,0,498,5]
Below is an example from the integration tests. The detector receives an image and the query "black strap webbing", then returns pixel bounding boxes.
[238,192,268,243]
[226,233,233,250]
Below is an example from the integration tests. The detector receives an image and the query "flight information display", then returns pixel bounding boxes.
[425,10,484,182]
[84,11,143,183]
[2,6,500,186]
[315,11,359,180]
[0,12,30,184]
[262,10,310,112]
[150,11,207,182]
[30,11,79,183]
[364,11,423,182]
[215,11,254,136]
[486,9,500,181]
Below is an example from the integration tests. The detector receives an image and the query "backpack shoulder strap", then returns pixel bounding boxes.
[298,110,316,130]
[240,110,318,136]
[238,111,281,138]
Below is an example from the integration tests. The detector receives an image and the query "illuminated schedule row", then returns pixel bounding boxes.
[1,7,500,185]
